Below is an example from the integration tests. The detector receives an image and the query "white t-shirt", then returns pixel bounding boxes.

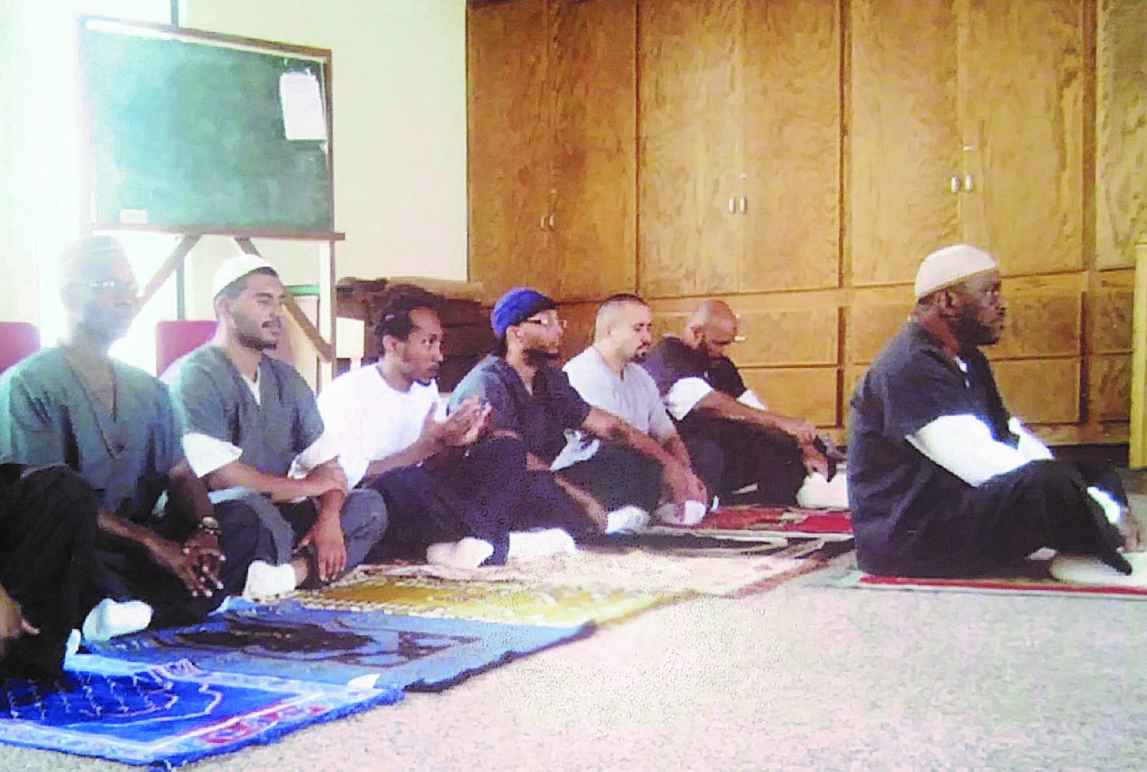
[317,364,441,488]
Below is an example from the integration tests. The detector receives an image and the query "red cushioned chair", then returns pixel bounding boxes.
[155,320,217,377]
[0,321,40,374]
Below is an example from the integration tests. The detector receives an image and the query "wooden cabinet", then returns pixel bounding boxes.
[638,0,839,297]
[850,0,1083,285]
[467,0,635,301]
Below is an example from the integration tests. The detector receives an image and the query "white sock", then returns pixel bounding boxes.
[605,505,650,534]
[508,528,577,560]
[243,560,299,602]
[653,500,707,526]
[426,537,495,569]
[81,598,153,642]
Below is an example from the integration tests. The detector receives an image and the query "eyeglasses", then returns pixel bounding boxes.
[74,279,139,296]
[522,316,567,330]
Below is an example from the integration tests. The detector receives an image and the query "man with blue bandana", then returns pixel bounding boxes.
[447,287,705,561]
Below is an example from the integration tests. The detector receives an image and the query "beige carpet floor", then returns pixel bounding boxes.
[4,550,1146,771]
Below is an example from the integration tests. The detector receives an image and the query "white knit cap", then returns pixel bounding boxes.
[914,244,998,299]
[211,255,277,299]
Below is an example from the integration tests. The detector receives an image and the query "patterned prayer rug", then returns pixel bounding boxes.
[88,601,592,691]
[292,573,687,626]
[642,506,854,542]
[344,539,854,599]
[0,654,401,768]
[830,565,1147,600]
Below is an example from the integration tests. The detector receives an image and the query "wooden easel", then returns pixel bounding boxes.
[123,226,345,385]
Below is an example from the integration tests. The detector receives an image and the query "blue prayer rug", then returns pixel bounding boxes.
[89,601,592,691]
[0,654,401,768]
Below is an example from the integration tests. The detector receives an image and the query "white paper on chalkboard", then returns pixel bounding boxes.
[279,71,327,141]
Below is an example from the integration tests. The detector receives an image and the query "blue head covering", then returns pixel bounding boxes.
[491,287,557,338]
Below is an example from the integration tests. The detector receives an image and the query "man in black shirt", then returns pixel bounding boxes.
[641,299,841,506]
[848,244,1142,577]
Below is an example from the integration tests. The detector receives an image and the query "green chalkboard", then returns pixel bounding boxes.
[80,18,334,234]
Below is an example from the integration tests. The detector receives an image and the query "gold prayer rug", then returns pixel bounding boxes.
[291,573,686,628]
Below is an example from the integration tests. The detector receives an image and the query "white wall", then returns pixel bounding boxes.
[0,0,468,332]
[182,0,469,319]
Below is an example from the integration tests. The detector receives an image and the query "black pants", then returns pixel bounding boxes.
[860,460,1129,577]
[372,437,662,565]
[89,495,263,629]
[0,464,98,678]
[680,417,807,506]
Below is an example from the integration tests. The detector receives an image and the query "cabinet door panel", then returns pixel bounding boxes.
[741,368,839,427]
[468,0,552,297]
[962,0,1083,275]
[638,0,741,297]
[639,126,741,297]
[742,0,840,292]
[552,0,637,301]
[850,0,961,286]
[1097,0,1147,270]
[637,0,742,140]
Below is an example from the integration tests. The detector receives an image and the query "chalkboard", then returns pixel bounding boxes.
[80,18,335,234]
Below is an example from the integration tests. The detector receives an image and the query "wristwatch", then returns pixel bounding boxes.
[196,516,222,536]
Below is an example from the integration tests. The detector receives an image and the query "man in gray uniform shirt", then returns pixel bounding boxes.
[164,256,388,600]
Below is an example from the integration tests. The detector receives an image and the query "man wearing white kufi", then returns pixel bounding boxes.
[847,244,1145,583]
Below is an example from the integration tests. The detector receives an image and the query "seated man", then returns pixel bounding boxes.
[318,288,573,567]
[0,464,98,677]
[0,236,259,641]
[164,255,388,600]
[848,243,1143,577]
[449,287,704,541]
[640,299,845,507]
[564,293,709,525]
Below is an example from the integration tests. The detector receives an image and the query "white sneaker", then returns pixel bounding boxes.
[81,599,153,642]
[242,560,299,602]
[605,505,650,534]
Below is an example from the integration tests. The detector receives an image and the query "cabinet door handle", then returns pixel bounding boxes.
[548,213,556,229]
[949,175,961,193]
[737,195,747,214]
[963,174,975,192]
[540,215,547,230]
[728,197,737,214]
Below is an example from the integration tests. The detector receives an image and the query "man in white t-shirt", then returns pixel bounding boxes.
[319,288,573,568]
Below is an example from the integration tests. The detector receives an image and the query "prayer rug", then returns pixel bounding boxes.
[642,505,854,542]
[351,539,854,599]
[0,654,401,768]
[88,601,592,691]
[830,565,1147,600]
[292,573,686,626]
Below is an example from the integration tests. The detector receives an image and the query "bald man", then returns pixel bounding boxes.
[849,244,1143,578]
[641,299,843,507]
[0,236,262,644]
[564,294,709,525]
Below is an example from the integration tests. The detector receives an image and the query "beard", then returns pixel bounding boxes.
[523,346,561,367]
[237,328,279,351]
[954,311,1001,348]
